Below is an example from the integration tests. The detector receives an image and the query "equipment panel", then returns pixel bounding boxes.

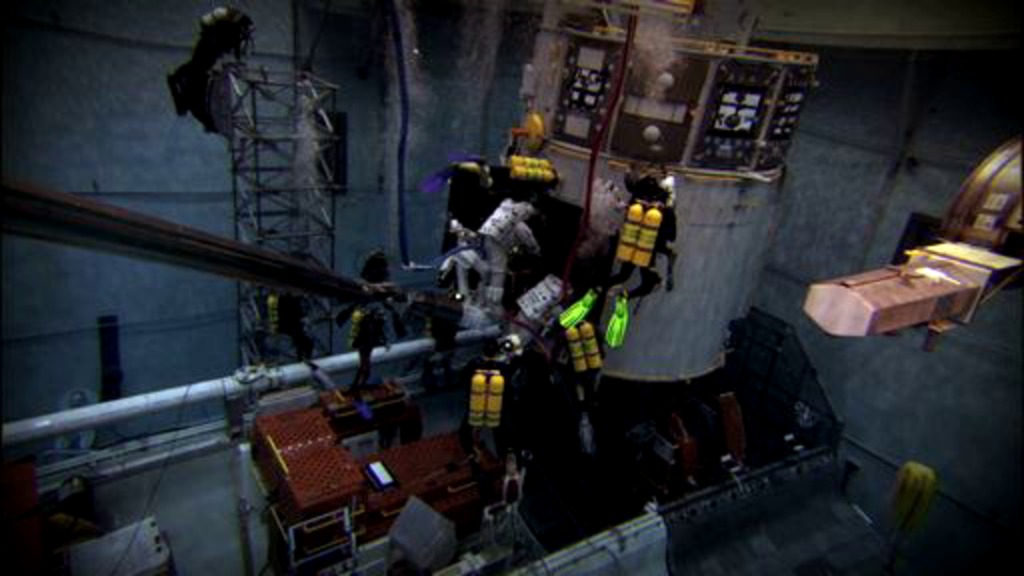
[756,65,814,170]
[690,60,781,170]
[554,40,620,146]
[611,55,710,163]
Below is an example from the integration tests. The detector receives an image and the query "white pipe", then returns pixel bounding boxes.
[236,442,257,576]
[2,327,499,447]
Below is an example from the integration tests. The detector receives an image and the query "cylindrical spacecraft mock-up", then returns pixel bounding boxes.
[525,1,818,380]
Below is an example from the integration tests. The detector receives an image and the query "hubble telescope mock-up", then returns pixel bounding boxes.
[804,138,1022,347]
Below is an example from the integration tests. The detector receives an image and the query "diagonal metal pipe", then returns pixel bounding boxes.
[2,326,499,447]
[1,180,484,446]
[1,181,367,299]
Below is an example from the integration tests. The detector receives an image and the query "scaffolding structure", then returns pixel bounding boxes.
[221,64,341,365]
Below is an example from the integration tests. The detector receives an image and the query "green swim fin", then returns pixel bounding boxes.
[605,293,630,348]
[559,289,597,329]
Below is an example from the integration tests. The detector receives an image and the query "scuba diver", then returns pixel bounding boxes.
[441,196,540,310]
[335,251,406,390]
[436,157,551,312]
[420,296,460,390]
[268,292,314,360]
[606,171,677,299]
[167,6,253,133]
[560,169,678,348]
[460,334,525,461]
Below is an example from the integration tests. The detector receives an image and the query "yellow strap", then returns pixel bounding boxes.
[266,435,289,476]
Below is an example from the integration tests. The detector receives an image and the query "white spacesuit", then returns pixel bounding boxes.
[442,198,540,310]
[441,219,486,303]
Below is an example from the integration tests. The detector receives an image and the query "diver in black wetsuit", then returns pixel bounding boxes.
[604,171,678,300]
[335,251,406,390]
[167,6,253,132]
[559,170,678,347]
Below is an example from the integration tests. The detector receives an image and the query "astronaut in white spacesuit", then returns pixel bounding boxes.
[442,198,540,311]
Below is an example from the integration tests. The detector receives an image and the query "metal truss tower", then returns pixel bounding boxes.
[220,64,340,365]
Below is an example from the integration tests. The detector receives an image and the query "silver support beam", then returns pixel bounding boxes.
[3,327,499,447]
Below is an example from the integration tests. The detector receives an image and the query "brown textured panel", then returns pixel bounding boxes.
[256,408,335,451]
[253,408,337,501]
[279,447,364,524]
[253,403,500,541]
[319,381,418,441]
[359,434,473,513]
[253,408,365,525]
[357,434,502,541]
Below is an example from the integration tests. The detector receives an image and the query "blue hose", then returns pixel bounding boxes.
[386,0,411,265]
[429,241,485,268]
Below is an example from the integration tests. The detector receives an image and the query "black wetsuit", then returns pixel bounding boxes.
[605,202,677,300]
[336,299,404,389]
[168,9,253,132]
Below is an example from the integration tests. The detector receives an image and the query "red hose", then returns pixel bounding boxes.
[560,16,638,298]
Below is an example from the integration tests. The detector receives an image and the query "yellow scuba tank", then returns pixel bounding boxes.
[632,206,663,267]
[579,321,602,370]
[348,308,364,348]
[469,371,487,428]
[509,155,556,183]
[893,461,938,533]
[469,370,505,428]
[565,326,588,373]
[485,372,504,428]
[267,293,279,334]
[616,203,645,262]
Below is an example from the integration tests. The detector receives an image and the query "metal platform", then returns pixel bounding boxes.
[220,64,340,365]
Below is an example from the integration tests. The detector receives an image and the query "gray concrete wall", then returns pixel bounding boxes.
[754,47,1022,574]
[298,1,534,342]
[1,0,299,432]
[2,1,531,425]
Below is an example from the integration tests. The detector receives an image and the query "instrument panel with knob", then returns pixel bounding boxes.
[546,30,818,176]
[690,60,781,170]
[553,41,621,147]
